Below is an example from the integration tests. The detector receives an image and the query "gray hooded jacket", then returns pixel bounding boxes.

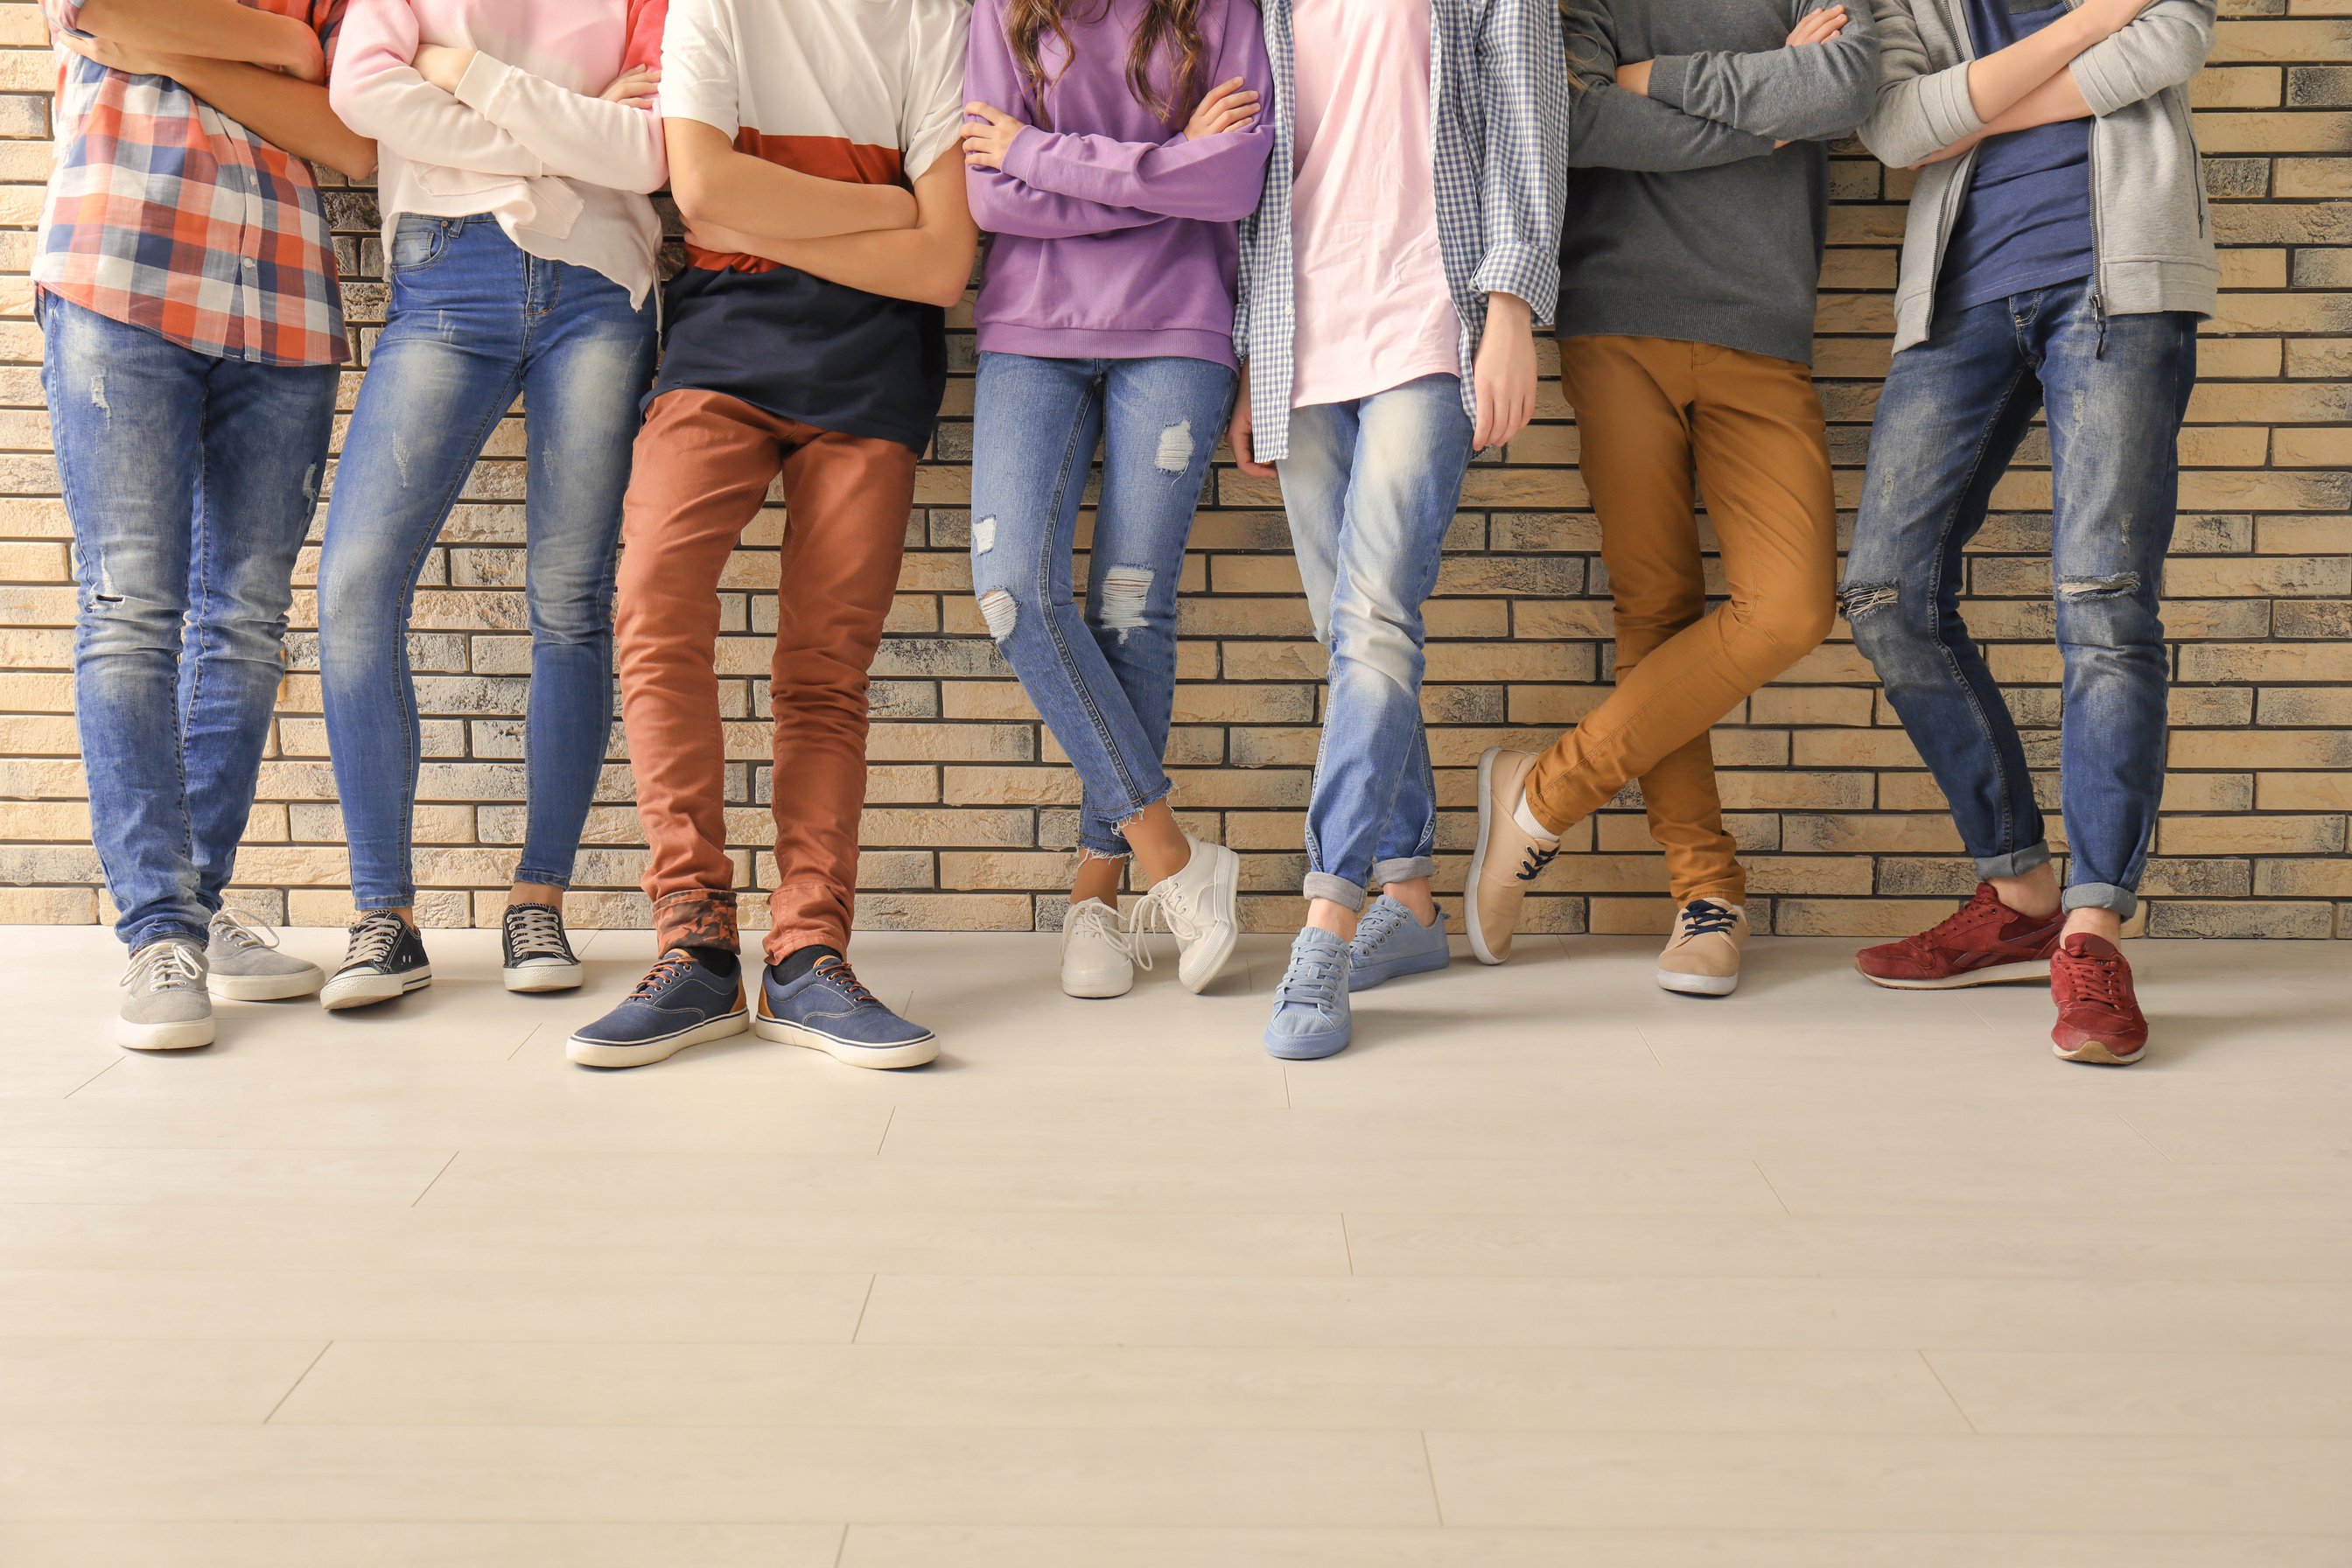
[1859,0,2217,353]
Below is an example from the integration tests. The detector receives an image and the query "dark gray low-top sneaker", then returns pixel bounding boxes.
[501,901,583,993]
[119,937,214,1051]
[320,911,432,1012]
[206,908,324,1001]
[568,949,748,1068]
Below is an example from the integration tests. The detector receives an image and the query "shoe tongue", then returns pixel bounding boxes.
[2062,933,2119,960]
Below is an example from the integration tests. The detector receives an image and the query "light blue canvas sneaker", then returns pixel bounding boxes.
[1264,928,1354,1060]
[1347,895,1450,991]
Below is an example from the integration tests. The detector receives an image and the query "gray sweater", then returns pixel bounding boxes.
[1859,0,2216,354]
[1558,0,1880,366]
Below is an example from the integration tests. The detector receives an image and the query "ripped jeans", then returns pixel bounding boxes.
[970,352,1235,860]
[1282,375,1475,911]
[1841,282,2198,919]
[42,290,338,951]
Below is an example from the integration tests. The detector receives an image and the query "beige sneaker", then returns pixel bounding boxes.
[1465,748,1559,966]
[1657,899,1747,996]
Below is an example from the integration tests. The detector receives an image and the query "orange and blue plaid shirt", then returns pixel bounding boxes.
[38,0,352,367]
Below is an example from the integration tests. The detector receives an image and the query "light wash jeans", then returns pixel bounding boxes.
[1841,280,2198,919]
[970,351,1236,859]
[43,291,339,952]
[1280,374,1474,910]
[318,217,657,909]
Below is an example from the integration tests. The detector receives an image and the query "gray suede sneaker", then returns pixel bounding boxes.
[206,908,325,1001]
[119,937,215,1051]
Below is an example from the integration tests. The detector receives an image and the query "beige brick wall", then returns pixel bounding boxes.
[3,2,2348,940]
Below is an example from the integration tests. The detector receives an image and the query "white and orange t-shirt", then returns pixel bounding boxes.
[652,0,969,452]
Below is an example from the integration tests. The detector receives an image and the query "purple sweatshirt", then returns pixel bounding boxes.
[964,0,1274,367]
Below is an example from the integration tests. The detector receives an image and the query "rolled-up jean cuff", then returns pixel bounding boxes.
[512,867,574,892]
[2062,882,2137,920]
[1302,871,1368,913]
[652,889,738,954]
[354,889,417,914]
[125,919,209,953]
[1972,843,2052,881]
[1372,855,1436,887]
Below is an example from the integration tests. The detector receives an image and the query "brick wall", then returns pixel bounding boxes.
[2,2,2348,941]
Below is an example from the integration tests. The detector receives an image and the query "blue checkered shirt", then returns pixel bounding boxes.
[1236,0,1570,461]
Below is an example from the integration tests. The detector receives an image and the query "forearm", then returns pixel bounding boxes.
[966,166,1165,240]
[456,54,663,193]
[73,0,310,71]
[669,128,915,241]
[163,54,376,178]
[1649,31,1880,143]
[1569,92,1775,170]
[1001,126,1272,223]
[1964,6,2105,124]
[709,152,976,309]
[1980,66,2092,136]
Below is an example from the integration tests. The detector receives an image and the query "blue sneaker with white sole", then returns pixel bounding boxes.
[567,949,747,1068]
[755,954,938,1069]
[1347,895,1450,991]
[1264,928,1354,1060]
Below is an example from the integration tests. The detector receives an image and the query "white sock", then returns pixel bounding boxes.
[1511,790,1558,844]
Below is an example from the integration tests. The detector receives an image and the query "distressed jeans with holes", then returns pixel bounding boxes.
[1281,375,1475,911]
[41,290,338,953]
[1841,281,2197,920]
[318,218,657,911]
[970,352,1236,860]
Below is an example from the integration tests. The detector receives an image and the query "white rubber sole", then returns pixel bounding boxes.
[116,1015,215,1051]
[752,1007,938,1069]
[207,968,324,1002]
[1657,968,1739,997]
[567,1010,747,1068]
[1856,957,2053,990]
[1060,966,1135,1000]
[1463,748,1509,967]
[1175,845,1242,995]
[504,961,584,993]
[319,966,433,1012]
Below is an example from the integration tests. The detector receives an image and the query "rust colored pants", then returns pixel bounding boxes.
[615,389,915,962]
[1525,336,1838,906]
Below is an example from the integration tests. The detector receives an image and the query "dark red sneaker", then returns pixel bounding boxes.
[1854,884,2064,990]
[2049,934,2148,1066]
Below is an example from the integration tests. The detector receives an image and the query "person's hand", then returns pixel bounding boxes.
[2076,0,2158,36]
[59,32,176,78]
[1471,293,1536,453]
[1228,367,1274,478]
[600,63,661,108]
[1184,76,1260,139]
[962,102,1030,170]
[1614,60,1653,95]
[1787,5,1848,46]
[411,43,474,94]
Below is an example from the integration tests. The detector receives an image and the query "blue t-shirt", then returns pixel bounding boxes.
[1937,0,2096,312]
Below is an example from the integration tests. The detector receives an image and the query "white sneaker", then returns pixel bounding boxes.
[1060,899,1137,999]
[1131,836,1241,995]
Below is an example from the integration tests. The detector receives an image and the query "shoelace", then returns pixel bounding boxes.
[815,956,881,1008]
[1352,899,1409,953]
[507,903,570,961]
[342,911,408,970]
[1678,900,1740,939]
[1274,942,1344,1019]
[2059,947,2127,1011]
[1069,900,1151,973]
[626,951,698,1002]
[210,906,282,953]
[1516,842,1560,883]
[121,939,205,993]
[1117,896,1178,972]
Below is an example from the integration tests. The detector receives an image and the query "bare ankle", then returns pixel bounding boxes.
[1990,866,2060,920]
[1383,879,1438,925]
[1305,898,1358,942]
[2062,906,2124,945]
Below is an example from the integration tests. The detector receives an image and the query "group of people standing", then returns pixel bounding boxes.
[42,0,2215,1069]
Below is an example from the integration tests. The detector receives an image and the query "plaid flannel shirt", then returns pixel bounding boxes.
[1236,0,1569,462]
[37,0,352,367]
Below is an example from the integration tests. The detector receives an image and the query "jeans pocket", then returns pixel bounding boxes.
[388,214,455,277]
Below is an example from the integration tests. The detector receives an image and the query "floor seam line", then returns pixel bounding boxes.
[1916,1348,1980,1434]
[409,1151,462,1208]
[261,1340,334,1424]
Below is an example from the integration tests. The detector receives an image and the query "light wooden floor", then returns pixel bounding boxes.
[3,924,2348,1566]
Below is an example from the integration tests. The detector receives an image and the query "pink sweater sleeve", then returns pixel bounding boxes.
[329,0,545,177]
[995,2,1272,222]
[452,54,667,196]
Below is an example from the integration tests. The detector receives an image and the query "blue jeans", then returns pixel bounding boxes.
[1842,281,2198,919]
[1280,375,1474,910]
[970,352,1235,859]
[42,291,339,952]
[319,217,657,909]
